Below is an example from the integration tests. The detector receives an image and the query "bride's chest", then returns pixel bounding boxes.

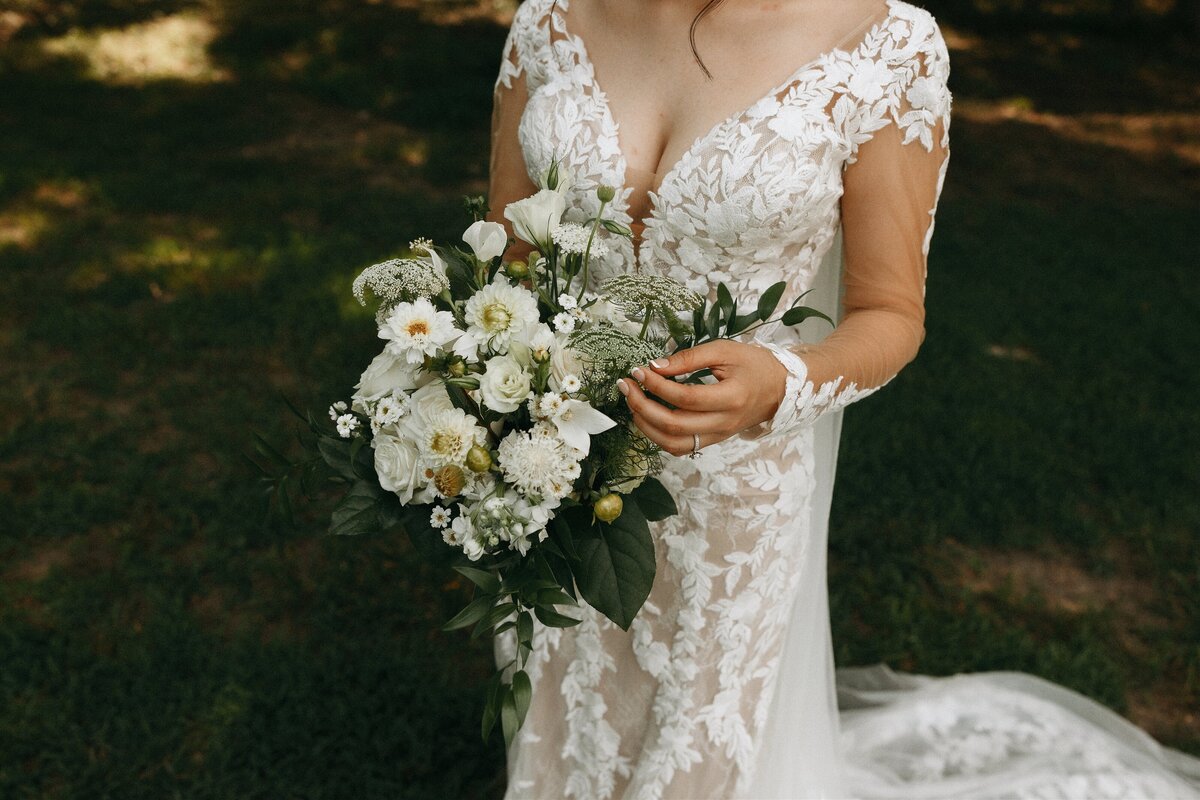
[516,47,855,295]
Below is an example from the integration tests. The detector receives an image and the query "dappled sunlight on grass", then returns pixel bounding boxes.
[34,10,230,84]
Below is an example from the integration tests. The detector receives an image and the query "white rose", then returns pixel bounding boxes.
[403,380,456,435]
[479,355,532,413]
[373,430,422,504]
[353,348,429,411]
[462,220,508,261]
[503,189,567,250]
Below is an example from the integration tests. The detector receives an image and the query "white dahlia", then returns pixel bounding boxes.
[419,407,486,468]
[378,297,461,365]
[463,279,540,354]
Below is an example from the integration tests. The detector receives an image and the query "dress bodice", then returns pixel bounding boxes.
[498,0,951,306]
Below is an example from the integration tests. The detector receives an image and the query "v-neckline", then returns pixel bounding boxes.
[549,0,898,232]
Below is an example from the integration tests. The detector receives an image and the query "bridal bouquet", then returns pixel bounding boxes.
[254,164,831,746]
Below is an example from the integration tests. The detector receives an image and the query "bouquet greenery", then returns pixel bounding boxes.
[253,163,831,746]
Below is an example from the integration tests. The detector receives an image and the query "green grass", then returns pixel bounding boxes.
[2,2,1198,796]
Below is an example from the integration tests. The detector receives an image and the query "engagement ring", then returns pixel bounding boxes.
[688,433,702,459]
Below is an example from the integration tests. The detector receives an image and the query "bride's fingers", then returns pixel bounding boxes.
[630,365,737,412]
[618,376,719,436]
[646,340,737,378]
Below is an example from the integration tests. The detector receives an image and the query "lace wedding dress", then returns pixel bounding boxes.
[487,1,1200,797]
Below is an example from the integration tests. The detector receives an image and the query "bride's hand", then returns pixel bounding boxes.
[616,339,789,456]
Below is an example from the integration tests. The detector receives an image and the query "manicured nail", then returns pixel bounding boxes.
[650,358,669,369]
[630,366,645,381]
[616,378,630,396]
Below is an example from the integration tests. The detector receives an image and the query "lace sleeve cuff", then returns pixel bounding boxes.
[740,338,881,442]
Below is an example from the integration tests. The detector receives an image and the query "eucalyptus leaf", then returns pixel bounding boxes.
[534,605,583,628]
[454,565,501,595]
[512,670,532,726]
[442,594,495,632]
[781,306,834,327]
[756,282,787,321]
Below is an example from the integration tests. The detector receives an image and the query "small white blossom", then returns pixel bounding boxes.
[560,374,582,394]
[328,400,348,421]
[557,293,578,310]
[535,392,566,420]
[373,393,409,428]
[430,506,452,529]
[551,223,609,258]
[552,312,576,333]
[335,414,359,438]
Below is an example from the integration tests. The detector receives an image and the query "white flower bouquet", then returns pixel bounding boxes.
[254,164,831,746]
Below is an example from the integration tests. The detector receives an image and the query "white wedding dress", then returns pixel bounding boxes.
[487,1,1200,797]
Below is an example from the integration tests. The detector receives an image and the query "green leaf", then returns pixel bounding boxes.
[630,476,677,522]
[716,282,734,319]
[534,605,582,628]
[329,482,383,536]
[481,674,502,742]
[512,670,532,727]
[442,594,495,632]
[517,610,533,645]
[471,601,517,639]
[781,305,834,328]
[756,281,787,321]
[253,432,292,469]
[535,587,577,607]
[723,297,739,336]
[705,302,722,341]
[454,565,501,594]
[317,436,356,482]
[728,312,760,334]
[501,690,519,748]
[564,499,656,630]
[549,516,580,561]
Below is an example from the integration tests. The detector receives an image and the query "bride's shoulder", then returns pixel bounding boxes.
[878,1,950,59]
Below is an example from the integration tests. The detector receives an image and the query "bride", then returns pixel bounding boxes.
[485,0,1200,797]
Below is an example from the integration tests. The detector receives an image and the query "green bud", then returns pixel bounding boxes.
[465,445,493,473]
[596,185,616,203]
[447,358,467,378]
[505,259,530,280]
[593,493,623,523]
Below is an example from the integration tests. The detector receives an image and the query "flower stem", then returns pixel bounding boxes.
[639,306,653,339]
[577,198,608,300]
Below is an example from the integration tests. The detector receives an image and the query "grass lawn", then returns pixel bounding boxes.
[1,1,1197,797]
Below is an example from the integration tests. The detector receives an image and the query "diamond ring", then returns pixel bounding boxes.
[688,432,702,459]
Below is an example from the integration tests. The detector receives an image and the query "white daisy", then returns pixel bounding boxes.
[560,374,582,394]
[552,312,576,334]
[378,297,461,364]
[373,393,409,428]
[335,413,359,438]
[328,400,349,422]
[557,293,578,311]
[430,506,452,529]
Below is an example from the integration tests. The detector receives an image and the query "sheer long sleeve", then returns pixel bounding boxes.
[750,17,952,439]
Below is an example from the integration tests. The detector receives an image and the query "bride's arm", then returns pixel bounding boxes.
[621,19,952,454]
[487,12,539,262]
